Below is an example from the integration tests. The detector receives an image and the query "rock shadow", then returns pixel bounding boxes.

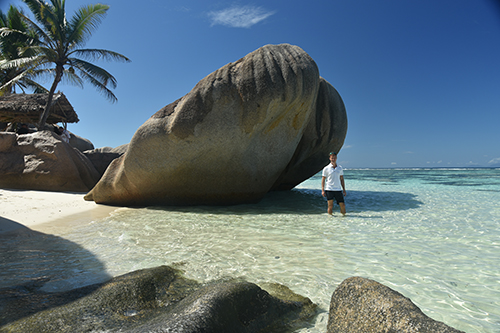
[146,188,423,215]
[287,189,423,213]
[0,218,111,326]
[341,189,423,213]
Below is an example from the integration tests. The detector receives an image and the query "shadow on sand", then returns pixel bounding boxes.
[0,217,111,326]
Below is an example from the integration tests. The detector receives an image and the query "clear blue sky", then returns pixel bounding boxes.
[2,0,500,168]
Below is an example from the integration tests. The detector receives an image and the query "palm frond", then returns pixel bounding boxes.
[21,0,58,42]
[68,4,109,46]
[61,67,84,88]
[20,45,59,62]
[20,76,48,92]
[77,67,117,102]
[69,57,117,89]
[0,65,36,91]
[26,66,56,81]
[0,55,46,70]
[72,48,130,63]
[17,11,54,49]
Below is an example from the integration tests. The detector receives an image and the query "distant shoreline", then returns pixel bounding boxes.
[344,167,500,170]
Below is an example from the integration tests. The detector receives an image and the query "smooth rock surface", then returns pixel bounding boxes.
[0,131,100,192]
[83,144,128,176]
[0,265,317,333]
[272,77,347,190]
[68,132,95,152]
[85,43,347,206]
[327,276,465,333]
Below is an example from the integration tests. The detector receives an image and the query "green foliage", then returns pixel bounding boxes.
[0,5,47,95]
[0,0,130,128]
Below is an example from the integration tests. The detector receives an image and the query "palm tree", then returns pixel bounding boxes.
[2,0,130,129]
[0,5,47,95]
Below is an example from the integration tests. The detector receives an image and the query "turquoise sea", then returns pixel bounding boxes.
[1,168,499,332]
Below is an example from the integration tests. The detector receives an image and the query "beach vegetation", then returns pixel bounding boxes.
[0,0,130,129]
[0,5,47,95]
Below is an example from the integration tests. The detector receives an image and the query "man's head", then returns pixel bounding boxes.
[329,152,337,164]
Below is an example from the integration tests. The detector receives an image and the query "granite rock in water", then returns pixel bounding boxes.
[85,43,347,206]
[0,265,317,333]
[0,131,100,192]
[327,276,465,333]
[272,77,347,190]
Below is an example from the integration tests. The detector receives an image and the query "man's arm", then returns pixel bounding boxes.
[340,175,346,196]
[321,176,326,197]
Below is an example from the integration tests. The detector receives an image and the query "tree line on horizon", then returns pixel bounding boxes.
[0,0,130,129]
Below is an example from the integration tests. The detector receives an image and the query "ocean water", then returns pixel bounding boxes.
[1,168,499,332]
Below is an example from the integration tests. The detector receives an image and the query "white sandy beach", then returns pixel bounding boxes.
[0,188,117,234]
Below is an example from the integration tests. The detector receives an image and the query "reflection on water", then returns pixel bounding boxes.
[1,169,499,333]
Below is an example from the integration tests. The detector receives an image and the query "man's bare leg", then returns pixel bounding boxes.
[339,202,346,216]
[327,200,334,215]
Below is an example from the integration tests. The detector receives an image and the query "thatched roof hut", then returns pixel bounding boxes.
[0,92,79,125]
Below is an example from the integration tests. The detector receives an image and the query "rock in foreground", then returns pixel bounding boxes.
[327,276,465,333]
[85,43,347,206]
[0,265,317,333]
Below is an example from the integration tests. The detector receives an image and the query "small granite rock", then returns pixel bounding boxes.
[327,276,465,333]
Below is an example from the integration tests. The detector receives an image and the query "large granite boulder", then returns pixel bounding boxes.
[85,43,347,206]
[0,265,317,333]
[272,77,347,190]
[68,132,94,152]
[0,131,100,192]
[327,276,464,333]
[83,144,128,176]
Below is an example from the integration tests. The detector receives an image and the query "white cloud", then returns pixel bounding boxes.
[208,5,276,28]
[488,157,500,166]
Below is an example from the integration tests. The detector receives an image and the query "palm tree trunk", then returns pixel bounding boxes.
[38,66,63,129]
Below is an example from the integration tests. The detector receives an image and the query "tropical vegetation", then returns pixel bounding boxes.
[0,0,130,128]
[0,5,47,95]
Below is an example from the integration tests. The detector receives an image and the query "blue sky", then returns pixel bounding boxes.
[2,0,500,168]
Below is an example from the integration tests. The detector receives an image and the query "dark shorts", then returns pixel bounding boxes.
[325,190,344,204]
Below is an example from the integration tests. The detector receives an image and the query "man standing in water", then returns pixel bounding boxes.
[321,152,346,215]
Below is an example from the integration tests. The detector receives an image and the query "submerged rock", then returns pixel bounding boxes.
[0,131,100,192]
[85,43,347,206]
[0,265,317,333]
[327,276,465,333]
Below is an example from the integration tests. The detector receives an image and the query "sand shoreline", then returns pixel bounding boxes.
[0,188,117,234]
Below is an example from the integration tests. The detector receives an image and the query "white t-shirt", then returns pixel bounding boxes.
[322,164,343,191]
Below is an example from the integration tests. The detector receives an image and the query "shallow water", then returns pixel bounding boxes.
[1,168,499,332]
